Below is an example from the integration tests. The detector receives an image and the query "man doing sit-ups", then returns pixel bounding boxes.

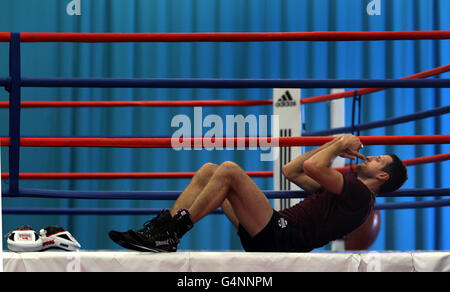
[109,134,407,252]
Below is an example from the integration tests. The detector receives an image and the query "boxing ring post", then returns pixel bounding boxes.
[329,88,346,171]
[2,32,22,272]
[329,88,347,251]
[8,32,21,196]
[272,89,301,211]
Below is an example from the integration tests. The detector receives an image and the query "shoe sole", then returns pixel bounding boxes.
[108,231,171,253]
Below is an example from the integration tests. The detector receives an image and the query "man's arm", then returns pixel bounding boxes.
[303,135,363,195]
[282,136,342,193]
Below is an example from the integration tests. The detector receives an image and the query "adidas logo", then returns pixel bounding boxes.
[275,91,296,107]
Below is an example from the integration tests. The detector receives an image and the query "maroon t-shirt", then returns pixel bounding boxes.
[279,173,375,251]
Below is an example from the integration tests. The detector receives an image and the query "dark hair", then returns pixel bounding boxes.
[378,154,408,193]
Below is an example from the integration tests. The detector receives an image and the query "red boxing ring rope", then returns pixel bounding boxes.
[301,64,450,104]
[0,171,273,180]
[1,31,450,43]
[0,100,273,108]
[2,153,449,181]
[402,152,450,166]
[1,135,450,148]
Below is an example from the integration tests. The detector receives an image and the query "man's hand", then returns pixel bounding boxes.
[339,149,366,161]
[337,135,366,161]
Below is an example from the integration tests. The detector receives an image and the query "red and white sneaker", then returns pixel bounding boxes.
[39,226,81,251]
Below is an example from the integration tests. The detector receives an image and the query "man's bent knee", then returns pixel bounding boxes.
[200,162,219,172]
[194,163,219,186]
[219,161,240,171]
[217,161,243,183]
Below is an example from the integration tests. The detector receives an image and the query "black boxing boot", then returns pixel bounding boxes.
[173,208,194,239]
[127,208,193,252]
[109,209,178,252]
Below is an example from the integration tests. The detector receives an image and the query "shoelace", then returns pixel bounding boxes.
[139,212,171,238]
[139,219,159,237]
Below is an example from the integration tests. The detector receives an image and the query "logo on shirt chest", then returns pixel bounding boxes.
[278,218,288,229]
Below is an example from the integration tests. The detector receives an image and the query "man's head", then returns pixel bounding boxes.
[356,154,407,193]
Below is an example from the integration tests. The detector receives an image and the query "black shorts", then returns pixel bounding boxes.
[238,210,312,252]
